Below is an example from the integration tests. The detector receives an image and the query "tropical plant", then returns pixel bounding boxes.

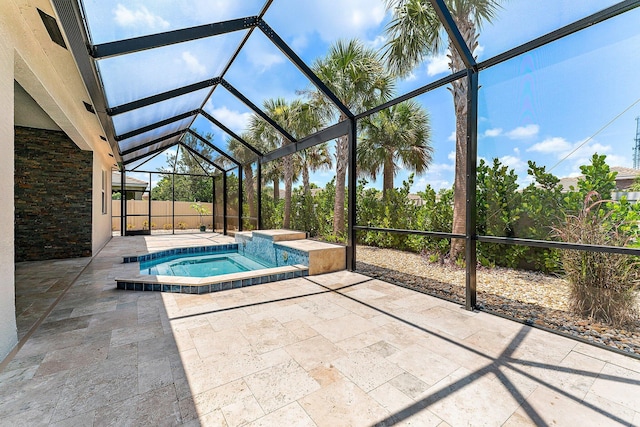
[249,98,314,228]
[554,192,639,327]
[383,0,504,260]
[358,100,433,198]
[310,39,395,236]
[228,134,261,222]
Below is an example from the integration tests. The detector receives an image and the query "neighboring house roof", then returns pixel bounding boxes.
[407,193,425,206]
[111,172,148,191]
[557,166,640,191]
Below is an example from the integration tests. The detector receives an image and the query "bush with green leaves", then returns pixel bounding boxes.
[554,192,639,327]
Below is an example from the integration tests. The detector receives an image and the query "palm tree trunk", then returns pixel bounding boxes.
[273,177,280,202]
[244,165,255,224]
[302,164,311,197]
[382,152,394,199]
[333,131,348,236]
[283,153,293,229]
[448,14,478,262]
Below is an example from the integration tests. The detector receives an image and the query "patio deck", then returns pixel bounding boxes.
[1,234,639,426]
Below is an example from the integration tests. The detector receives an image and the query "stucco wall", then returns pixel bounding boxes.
[14,126,93,261]
[1,0,116,362]
[92,151,113,255]
[0,31,17,363]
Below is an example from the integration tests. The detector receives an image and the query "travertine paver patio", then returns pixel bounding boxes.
[1,234,639,426]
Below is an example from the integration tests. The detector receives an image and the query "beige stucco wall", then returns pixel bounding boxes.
[0,0,115,360]
[93,152,114,255]
[0,29,17,362]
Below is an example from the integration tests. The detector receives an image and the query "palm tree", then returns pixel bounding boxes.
[358,100,433,198]
[228,135,261,223]
[383,0,503,260]
[250,98,311,229]
[299,144,333,197]
[311,39,395,236]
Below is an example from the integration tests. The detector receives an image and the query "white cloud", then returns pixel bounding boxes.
[426,53,449,76]
[499,155,525,170]
[270,1,386,46]
[245,37,285,72]
[527,137,572,153]
[209,107,251,134]
[514,147,520,155]
[113,4,169,29]
[506,124,539,140]
[291,35,309,52]
[447,131,456,142]
[429,163,455,173]
[366,35,387,50]
[181,51,207,76]
[402,72,417,82]
[447,151,456,162]
[484,128,503,137]
[474,44,485,60]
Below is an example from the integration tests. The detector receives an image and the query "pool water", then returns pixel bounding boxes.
[140,252,274,277]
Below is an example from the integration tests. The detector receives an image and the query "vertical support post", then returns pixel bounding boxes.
[257,161,262,230]
[346,118,357,271]
[223,171,228,235]
[465,69,479,311]
[212,175,216,233]
[147,172,152,234]
[120,169,125,236]
[171,173,175,235]
[238,166,243,232]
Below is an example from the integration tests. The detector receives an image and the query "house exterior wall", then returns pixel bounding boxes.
[14,126,93,261]
[0,31,17,363]
[1,0,116,362]
[92,151,112,255]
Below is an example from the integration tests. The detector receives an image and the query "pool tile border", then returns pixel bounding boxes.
[123,244,239,265]
[115,264,309,294]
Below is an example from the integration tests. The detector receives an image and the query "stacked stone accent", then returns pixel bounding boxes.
[14,126,93,261]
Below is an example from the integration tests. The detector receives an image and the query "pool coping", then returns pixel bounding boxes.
[115,244,309,294]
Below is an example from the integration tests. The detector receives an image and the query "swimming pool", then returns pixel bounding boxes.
[140,252,274,277]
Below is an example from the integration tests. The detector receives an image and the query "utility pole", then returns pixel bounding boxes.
[634,116,640,169]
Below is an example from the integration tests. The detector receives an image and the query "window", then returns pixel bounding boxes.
[101,169,107,214]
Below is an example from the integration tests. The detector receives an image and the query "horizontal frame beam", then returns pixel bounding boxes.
[261,120,351,163]
[477,235,640,256]
[355,70,466,120]
[122,140,180,165]
[115,110,197,141]
[90,17,259,58]
[120,129,187,156]
[354,226,465,240]
[107,78,220,116]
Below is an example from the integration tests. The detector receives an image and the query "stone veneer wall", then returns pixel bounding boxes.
[14,126,93,261]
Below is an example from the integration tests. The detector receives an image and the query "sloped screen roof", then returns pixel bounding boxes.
[52,0,639,176]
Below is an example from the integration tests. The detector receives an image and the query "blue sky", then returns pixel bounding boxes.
[80,1,640,193]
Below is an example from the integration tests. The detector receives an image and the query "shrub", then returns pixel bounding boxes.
[554,192,639,327]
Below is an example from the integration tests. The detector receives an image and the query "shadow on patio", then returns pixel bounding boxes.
[1,234,639,426]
